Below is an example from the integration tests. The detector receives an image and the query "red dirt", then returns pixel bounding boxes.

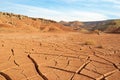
[0,32,120,80]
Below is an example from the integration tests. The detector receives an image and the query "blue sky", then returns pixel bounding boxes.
[0,0,120,22]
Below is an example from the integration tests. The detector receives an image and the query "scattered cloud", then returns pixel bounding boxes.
[0,2,108,21]
[102,0,120,4]
[55,0,120,4]
[0,0,119,21]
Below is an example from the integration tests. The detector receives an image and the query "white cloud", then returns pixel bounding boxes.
[113,4,120,9]
[1,2,108,22]
[92,5,120,18]
[12,3,61,16]
[58,0,120,4]
[68,11,108,21]
[103,0,120,4]
[53,0,80,3]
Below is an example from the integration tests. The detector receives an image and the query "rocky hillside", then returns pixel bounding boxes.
[0,12,71,33]
[59,21,84,30]
[91,19,120,33]
[82,21,106,30]
[60,20,120,33]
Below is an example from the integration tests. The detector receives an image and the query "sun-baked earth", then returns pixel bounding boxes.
[0,32,120,80]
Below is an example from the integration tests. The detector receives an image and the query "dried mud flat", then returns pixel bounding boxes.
[0,32,120,80]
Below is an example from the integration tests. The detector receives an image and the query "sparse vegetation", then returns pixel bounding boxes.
[79,28,89,33]
[31,18,37,21]
[96,45,104,49]
[40,27,45,30]
[84,40,96,45]
[48,27,55,31]
[93,29,101,35]
[17,15,23,20]
[8,21,13,25]
[92,20,120,33]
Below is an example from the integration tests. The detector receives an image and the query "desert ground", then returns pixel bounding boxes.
[0,32,120,80]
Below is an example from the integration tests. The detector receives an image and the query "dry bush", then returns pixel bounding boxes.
[96,45,104,49]
[93,30,101,35]
[31,18,37,21]
[17,15,23,20]
[40,27,45,30]
[84,40,96,45]
[80,29,90,33]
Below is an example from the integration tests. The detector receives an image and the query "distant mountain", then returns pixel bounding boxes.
[82,21,106,30]
[0,12,72,33]
[60,20,120,33]
[91,19,120,33]
[59,21,84,30]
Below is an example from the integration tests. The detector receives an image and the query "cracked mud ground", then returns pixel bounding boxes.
[0,32,120,80]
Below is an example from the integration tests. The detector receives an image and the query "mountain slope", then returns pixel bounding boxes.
[91,19,120,33]
[59,21,84,30]
[60,20,120,33]
[0,12,72,33]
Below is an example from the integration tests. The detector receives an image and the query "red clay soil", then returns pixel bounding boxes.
[0,32,120,80]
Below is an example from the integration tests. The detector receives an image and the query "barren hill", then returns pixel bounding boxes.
[59,21,84,30]
[60,20,120,33]
[0,12,71,33]
[91,19,120,33]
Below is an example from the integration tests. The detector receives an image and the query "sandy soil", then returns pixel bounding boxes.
[0,32,120,80]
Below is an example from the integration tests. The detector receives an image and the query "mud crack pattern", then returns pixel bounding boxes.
[0,33,120,80]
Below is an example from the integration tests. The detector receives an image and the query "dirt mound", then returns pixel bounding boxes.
[0,12,72,33]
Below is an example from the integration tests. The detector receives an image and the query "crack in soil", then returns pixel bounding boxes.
[94,54,120,71]
[11,49,14,56]
[76,60,91,74]
[27,54,48,80]
[14,60,19,67]
[29,52,80,59]
[0,72,12,80]
[21,70,29,80]
[96,69,118,80]
[47,65,95,80]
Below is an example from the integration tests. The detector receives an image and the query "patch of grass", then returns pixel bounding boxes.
[93,30,101,35]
